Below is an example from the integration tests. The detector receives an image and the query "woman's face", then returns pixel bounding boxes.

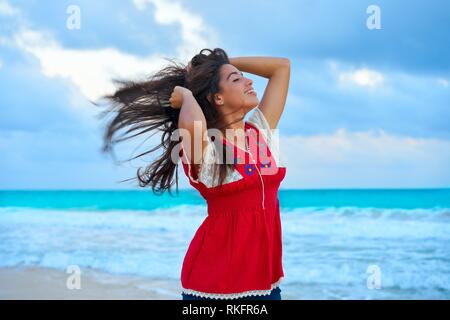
[212,64,259,115]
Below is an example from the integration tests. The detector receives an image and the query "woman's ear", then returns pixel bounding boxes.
[214,94,224,106]
[207,93,224,106]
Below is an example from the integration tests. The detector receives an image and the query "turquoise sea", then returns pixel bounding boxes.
[0,189,449,299]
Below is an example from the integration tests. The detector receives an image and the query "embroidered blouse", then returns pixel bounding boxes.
[179,106,287,299]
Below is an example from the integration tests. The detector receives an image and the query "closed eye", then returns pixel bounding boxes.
[232,72,244,82]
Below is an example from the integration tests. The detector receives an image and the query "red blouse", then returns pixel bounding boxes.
[180,121,286,299]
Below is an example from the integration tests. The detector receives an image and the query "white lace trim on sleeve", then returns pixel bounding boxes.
[246,107,285,168]
[197,136,243,188]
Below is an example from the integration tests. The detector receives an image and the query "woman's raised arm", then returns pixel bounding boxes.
[230,56,290,130]
[170,86,209,170]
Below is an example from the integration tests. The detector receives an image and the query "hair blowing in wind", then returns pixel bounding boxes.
[96,48,237,195]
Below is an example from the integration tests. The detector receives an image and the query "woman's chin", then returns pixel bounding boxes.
[244,102,259,113]
[247,97,259,107]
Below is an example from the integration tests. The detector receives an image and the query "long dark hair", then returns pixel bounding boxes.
[96,48,239,196]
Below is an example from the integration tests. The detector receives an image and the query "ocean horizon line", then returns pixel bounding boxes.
[1,187,450,192]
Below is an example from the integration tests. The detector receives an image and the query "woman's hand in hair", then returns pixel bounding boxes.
[169,86,193,109]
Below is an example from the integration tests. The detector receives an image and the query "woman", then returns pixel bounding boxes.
[100,48,290,300]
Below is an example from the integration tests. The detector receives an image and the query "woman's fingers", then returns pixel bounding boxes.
[169,91,180,109]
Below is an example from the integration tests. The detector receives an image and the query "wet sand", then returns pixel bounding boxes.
[0,266,181,300]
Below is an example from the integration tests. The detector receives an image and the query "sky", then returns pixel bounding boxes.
[0,0,449,190]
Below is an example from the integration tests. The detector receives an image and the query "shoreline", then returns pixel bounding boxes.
[0,266,181,300]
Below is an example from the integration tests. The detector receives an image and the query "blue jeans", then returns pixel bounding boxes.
[182,287,282,300]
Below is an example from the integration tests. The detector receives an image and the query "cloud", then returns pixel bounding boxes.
[3,124,449,190]
[279,128,450,189]
[14,29,170,101]
[9,0,219,102]
[280,57,450,140]
[0,0,18,16]
[2,0,449,190]
[436,78,449,88]
[132,0,219,61]
[338,68,384,88]
[0,122,181,190]
[205,0,450,74]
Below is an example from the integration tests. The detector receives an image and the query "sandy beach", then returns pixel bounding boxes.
[0,266,182,300]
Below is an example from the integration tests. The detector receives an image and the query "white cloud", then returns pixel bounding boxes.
[14,29,171,101]
[0,0,19,16]
[436,78,449,88]
[10,0,218,103]
[132,0,219,61]
[338,67,384,88]
[279,128,450,189]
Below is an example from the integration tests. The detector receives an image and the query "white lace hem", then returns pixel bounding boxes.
[181,276,284,300]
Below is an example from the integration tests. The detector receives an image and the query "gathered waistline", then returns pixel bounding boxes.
[206,186,280,212]
[181,276,283,300]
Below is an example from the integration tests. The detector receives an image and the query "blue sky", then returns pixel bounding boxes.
[0,0,449,190]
